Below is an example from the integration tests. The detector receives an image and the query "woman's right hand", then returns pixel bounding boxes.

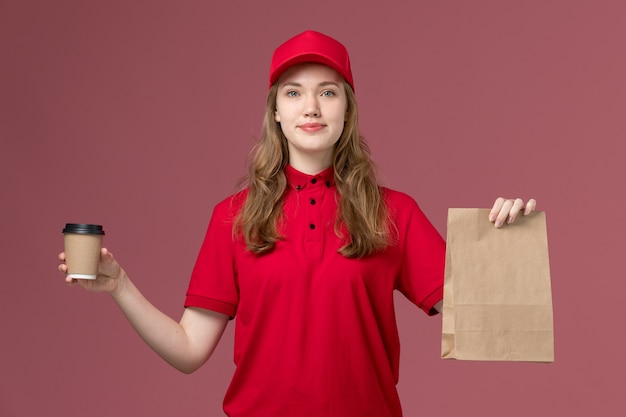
[58,248,125,294]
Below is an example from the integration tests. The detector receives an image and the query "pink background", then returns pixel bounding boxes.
[1,0,624,415]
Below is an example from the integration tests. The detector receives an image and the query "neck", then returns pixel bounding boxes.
[288,154,333,175]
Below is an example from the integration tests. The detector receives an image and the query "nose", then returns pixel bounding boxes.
[303,95,320,117]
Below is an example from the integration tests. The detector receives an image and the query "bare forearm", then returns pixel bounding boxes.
[60,248,227,373]
[110,272,214,373]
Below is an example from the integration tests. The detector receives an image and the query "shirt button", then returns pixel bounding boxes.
[310,199,316,205]
[311,178,317,184]
[309,224,316,229]
[296,185,301,190]
[325,181,331,187]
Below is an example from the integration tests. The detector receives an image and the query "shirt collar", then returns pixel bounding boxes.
[285,164,335,191]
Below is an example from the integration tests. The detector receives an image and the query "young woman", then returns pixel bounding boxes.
[59,30,536,417]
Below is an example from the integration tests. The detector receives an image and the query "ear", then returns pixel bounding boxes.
[274,109,281,123]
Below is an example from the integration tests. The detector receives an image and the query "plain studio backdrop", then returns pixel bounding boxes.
[1,1,624,416]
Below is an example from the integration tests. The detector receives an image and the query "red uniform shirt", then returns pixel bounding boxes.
[185,165,445,417]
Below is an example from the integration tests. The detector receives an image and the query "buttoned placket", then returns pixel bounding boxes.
[307,176,322,236]
[293,175,333,257]
[286,164,335,258]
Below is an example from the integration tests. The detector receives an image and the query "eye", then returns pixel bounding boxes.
[321,90,336,97]
[286,90,299,97]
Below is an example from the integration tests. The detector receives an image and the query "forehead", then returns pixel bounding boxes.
[278,63,343,85]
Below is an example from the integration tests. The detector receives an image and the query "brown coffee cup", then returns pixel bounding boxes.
[62,224,105,279]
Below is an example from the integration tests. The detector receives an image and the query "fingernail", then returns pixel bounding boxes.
[489,213,495,222]
[507,216,513,224]
[495,220,502,228]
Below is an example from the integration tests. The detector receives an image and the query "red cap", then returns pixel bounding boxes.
[269,30,354,91]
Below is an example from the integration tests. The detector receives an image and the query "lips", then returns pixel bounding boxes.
[298,123,325,132]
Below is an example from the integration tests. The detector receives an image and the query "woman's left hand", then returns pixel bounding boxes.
[489,197,537,228]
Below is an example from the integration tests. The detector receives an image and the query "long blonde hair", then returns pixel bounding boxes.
[235,81,391,258]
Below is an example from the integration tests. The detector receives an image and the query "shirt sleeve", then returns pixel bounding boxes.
[184,195,241,318]
[392,192,446,315]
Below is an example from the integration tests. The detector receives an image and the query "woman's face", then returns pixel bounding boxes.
[274,63,348,173]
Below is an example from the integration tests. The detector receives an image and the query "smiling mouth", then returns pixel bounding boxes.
[299,123,325,132]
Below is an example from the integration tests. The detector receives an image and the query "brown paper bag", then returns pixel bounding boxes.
[441,208,554,362]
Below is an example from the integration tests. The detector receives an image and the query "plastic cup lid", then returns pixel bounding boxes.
[62,223,105,235]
